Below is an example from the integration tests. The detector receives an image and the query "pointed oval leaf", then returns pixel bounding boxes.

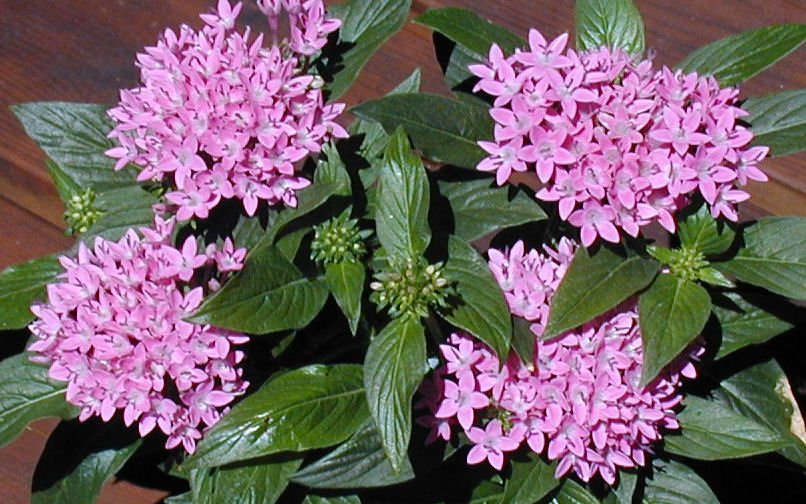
[544,248,659,339]
[189,245,328,334]
[442,236,511,360]
[189,456,303,504]
[291,420,414,489]
[325,261,366,335]
[439,180,547,243]
[351,93,494,169]
[575,0,646,56]
[665,395,787,460]
[31,421,141,504]
[678,24,806,86]
[603,471,638,504]
[712,291,796,359]
[500,454,560,504]
[0,255,62,330]
[744,88,806,157]
[643,460,719,504]
[364,315,427,473]
[677,204,735,256]
[81,185,159,243]
[0,354,77,448]
[375,128,431,260]
[638,274,711,386]
[550,479,598,504]
[186,364,368,468]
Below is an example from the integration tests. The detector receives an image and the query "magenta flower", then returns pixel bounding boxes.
[466,419,523,470]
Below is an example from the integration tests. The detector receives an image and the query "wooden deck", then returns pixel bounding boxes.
[1,0,806,502]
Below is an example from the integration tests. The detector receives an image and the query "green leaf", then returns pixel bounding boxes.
[363,315,427,472]
[351,93,494,169]
[189,245,329,334]
[442,236,512,360]
[550,479,598,504]
[744,89,806,157]
[439,179,547,243]
[46,158,82,204]
[510,317,536,367]
[499,454,559,504]
[638,274,711,386]
[31,421,141,504]
[575,0,646,55]
[375,128,432,260]
[0,255,62,330]
[324,0,412,99]
[291,419,414,489]
[186,364,368,468]
[544,247,659,339]
[303,496,361,504]
[164,492,193,504]
[678,204,735,256]
[11,102,139,189]
[276,227,310,263]
[714,359,806,468]
[642,460,719,504]
[718,216,806,299]
[325,261,365,335]
[678,24,806,86]
[665,395,787,460]
[603,471,638,504]
[713,291,796,359]
[189,456,303,504]
[0,354,77,448]
[81,185,159,243]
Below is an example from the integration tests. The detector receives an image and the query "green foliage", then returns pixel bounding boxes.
[188,456,303,504]
[543,247,658,339]
[677,204,735,256]
[81,185,159,243]
[744,88,806,157]
[0,354,77,448]
[0,255,62,330]
[549,479,598,504]
[642,460,719,504]
[325,261,366,335]
[499,454,560,504]
[575,0,646,55]
[678,24,806,86]
[712,291,796,359]
[186,364,368,468]
[303,496,361,504]
[638,274,711,386]
[363,315,427,473]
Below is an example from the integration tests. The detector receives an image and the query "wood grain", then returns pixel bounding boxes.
[1,1,805,502]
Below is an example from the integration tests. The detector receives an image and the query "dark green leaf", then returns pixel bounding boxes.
[439,179,547,243]
[678,204,735,256]
[718,216,806,299]
[325,261,365,335]
[665,395,787,460]
[603,471,637,504]
[442,236,512,360]
[46,158,82,204]
[31,421,141,504]
[375,128,432,260]
[714,359,806,467]
[189,456,303,504]
[303,496,361,504]
[575,0,646,55]
[364,315,427,472]
[0,353,77,448]
[164,492,193,504]
[544,247,658,339]
[510,317,536,367]
[642,460,718,504]
[276,227,310,263]
[291,419,414,488]
[499,454,559,504]
[0,255,62,330]
[744,89,806,156]
[678,24,806,86]
[638,274,711,386]
[550,479,598,504]
[11,102,139,189]
[189,245,328,334]
[324,0,412,99]
[713,291,795,359]
[81,185,158,243]
[186,364,368,468]
[351,93,494,169]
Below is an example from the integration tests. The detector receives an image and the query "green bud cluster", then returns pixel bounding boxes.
[668,246,709,282]
[370,256,452,318]
[310,213,370,266]
[64,189,103,235]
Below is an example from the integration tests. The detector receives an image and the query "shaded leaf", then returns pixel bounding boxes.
[713,291,796,359]
[442,236,512,360]
[678,24,806,86]
[550,479,598,504]
[189,456,303,504]
[499,454,559,504]
[81,185,159,243]
[603,471,638,504]
[638,274,711,386]
[186,364,368,468]
[0,255,62,330]
[744,88,806,157]
[510,317,536,367]
[544,247,658,339]
[325,261,365,335]
[575,0,645,55]
[642,459,718,504]
[364,315,427,472]
[303,496,361,504]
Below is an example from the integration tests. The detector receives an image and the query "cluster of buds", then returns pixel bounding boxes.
[310,211,370,265]
[370,257,451,318]
[63,188,103,236]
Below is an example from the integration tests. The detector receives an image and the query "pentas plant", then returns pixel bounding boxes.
[2,1,806,504]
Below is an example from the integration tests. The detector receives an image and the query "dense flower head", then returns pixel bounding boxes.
[106,0,346,222]
[469,30,768,246]
[417,239,702,483]
[28,217,249,454]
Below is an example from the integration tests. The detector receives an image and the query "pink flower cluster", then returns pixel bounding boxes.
[28,217,249,453]
[257,0,341,55]
[418,239,701,483]
[470,30,768,246]
[106,0,346,221]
